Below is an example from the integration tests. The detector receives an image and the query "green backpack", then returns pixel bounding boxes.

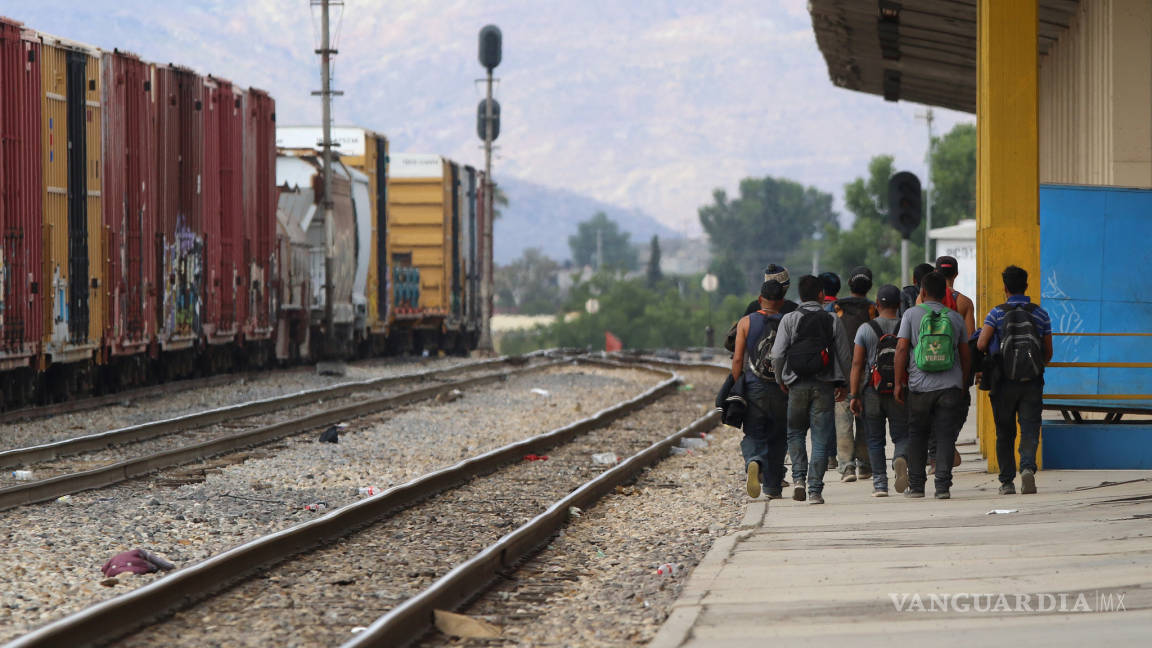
[913,304,955,372]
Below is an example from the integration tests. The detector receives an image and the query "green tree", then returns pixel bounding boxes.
[699,177,838,295]
[494,248,563,315]
[929,122,976,229]
[568,212,638,272]
[497,274,751,354]
[646,235,663,285]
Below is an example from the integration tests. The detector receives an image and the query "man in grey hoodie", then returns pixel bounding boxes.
[771,275,853,504]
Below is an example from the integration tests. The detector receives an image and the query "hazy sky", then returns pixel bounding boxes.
[10,0,971,234]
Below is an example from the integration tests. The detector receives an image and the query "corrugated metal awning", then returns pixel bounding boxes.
[809,0,1079,113]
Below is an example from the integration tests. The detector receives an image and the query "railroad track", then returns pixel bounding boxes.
[0,355,472,426]
[4,359,712,648]
[0,352,565,511]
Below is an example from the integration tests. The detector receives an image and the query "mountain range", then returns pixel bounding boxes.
[495,177,680,264]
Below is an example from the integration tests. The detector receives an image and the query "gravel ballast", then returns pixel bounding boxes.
[112,368,730,648]
[424,385,744,646]
[0,363,659,644]
[0,360,544,487]
[0,356,479,454]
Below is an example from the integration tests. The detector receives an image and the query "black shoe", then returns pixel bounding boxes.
[934,490,951,499]
[999,482,1016,495]
[905,490,925,499]
[1021,469,1037,494]
[765,491,783,500]
[792,479,806,501]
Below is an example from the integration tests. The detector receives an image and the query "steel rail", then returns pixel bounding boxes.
[0,359,567,512]
[3,362,679,648]
[344,407,723,647]
[0,356,525,470]
[0,370,279,424]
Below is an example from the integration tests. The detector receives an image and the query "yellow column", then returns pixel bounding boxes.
[977,0,1040,473]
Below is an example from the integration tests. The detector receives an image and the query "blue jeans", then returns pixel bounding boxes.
[863,386,909,490]
[740,379,789,495]
[786,380,836,494]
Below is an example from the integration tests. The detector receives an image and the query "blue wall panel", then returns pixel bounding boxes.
[1039,184,1152,469]
[1043,422,1152,469]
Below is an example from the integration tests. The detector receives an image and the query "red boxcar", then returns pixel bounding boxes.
[101,50,157,374]
[0,18,44,398]
[153,64,204,365]
[242,88,276,347]
[203,77,244,347]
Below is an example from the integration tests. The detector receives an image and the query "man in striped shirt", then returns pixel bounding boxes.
[977,265,1053,495]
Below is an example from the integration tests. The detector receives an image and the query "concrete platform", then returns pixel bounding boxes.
[653,403,1152,647]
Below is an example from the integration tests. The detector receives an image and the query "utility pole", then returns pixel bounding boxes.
[311,0,342,354]
[596,227,603,271]
[917,107,935,262]
[477,25,502,351]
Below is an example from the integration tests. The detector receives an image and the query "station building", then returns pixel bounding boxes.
[809,0,1152,468]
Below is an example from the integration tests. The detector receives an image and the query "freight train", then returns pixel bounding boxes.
[275,127,490,360]
[0,17,491,408]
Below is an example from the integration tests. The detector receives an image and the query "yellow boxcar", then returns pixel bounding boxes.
[387,153,450,320]
[37,32,103,370]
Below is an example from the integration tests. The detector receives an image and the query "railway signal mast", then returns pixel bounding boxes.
[477,25,502,352]
[312,0,343,354]
[888,171,923,287]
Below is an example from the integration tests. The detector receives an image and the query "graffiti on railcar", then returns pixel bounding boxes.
[162,215,203,338]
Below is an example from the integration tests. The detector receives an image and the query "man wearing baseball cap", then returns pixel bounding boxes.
[935,256,975,337]
[849,285,909,495]
[934,255,974,474]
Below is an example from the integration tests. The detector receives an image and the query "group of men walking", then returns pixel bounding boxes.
[726,258,1052,503]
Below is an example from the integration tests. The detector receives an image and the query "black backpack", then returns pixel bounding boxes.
[1000,303,1043,381]
[867,320,899,394]
[835,297,875,340]
[899,285,919,317]
[786,308,834,379]
[746,311,782,382]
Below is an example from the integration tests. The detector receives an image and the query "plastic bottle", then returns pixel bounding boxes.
[12,470,34,481]
[656,563,683,576]
[358,486,381,496]
[590,452,618,465]
[304,502,328,511]
[680,438,708,450]
[669,446,691,456]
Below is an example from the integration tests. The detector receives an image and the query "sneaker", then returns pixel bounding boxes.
[781,478,790,488]
[840,469,857,483]
[792,479,806,501]
[765,491,783,500]
[892,457,909,494]
[857,467,872,480]
[953,448,962,467]
[999,482,1016,495]
[1021,469,1037,494]
[746,462,761,499]
[935,490,951,500]
[828,457,838,470]
[872,489,889,497]
[905,490,925,499]
[808,492,825,505]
